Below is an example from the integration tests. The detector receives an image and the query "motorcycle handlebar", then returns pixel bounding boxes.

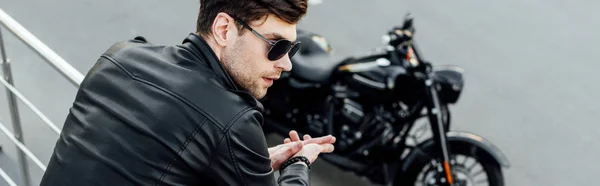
[383,24,432,75]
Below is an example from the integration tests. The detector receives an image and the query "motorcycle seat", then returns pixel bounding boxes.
[290,31,342,83]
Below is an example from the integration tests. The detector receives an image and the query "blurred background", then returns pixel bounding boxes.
[0,0,599,185]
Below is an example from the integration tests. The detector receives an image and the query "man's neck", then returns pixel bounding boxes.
[196,32,223,62]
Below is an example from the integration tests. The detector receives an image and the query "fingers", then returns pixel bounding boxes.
[289,130,301,142]
[285,141,303,156]
[320,144,335,153]
[328,136,336,144]
[303,135,336,145]
[294,143,334,164]
[303,134,312,140]
[294,141,303,151]
[287,130,337,149]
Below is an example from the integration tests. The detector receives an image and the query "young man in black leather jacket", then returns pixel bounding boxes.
[39,0,336,185]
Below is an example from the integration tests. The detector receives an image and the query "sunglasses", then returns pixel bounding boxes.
[233,17,301,61]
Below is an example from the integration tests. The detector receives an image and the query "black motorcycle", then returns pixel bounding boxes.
[261,15,510,186]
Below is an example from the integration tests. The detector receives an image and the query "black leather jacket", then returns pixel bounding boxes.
[39,34,310,186]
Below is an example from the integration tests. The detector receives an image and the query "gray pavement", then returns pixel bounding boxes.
[0,0,599,185]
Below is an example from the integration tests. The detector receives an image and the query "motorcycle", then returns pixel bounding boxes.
[261,15,510,186]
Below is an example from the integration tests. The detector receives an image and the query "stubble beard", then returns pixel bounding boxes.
[222,43,267,99]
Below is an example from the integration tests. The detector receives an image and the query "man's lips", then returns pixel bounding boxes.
[263,77,275,86]
[263,74,280,86]
[265,76,279,80]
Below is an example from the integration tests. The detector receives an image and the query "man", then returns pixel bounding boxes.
[39,0,335,185]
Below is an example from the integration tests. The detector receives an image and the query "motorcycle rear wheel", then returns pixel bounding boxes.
[394,145,504,186]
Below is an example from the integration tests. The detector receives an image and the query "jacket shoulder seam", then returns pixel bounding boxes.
[155,118,207,185]
[100,54,225,130]
[208,107,254,185]
[207,106,253,168]
[226,134,247,186]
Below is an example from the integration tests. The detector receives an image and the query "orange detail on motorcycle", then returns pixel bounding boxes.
[406,47,413,60]
[338,65,350,71]
[443,161,454,185]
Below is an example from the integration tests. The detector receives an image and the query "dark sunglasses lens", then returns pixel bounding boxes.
[288,43,301,58]
[268,40,292,61]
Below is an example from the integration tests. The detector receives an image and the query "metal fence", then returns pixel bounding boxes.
[0,8,84,186]
[0,1,332,185]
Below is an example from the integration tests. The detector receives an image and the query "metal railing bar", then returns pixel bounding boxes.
[0,167,18,186]
[0,26,32,186]
[0,8,83,87]
[0,77,61,135]
[0,122,46,171]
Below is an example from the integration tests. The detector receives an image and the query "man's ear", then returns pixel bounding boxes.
[211,13,236,47]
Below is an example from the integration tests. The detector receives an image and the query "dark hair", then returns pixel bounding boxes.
[196,0,308,37]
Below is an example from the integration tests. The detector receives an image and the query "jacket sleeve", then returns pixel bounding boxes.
[210,109,310,186]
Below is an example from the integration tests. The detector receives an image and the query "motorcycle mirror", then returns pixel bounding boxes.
[402,13,414,30]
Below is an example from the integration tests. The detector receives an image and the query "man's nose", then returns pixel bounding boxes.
[275,55,293,71]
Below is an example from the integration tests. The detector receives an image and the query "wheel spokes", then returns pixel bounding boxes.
[467,158,478,171]
[412,152,498,186]
[472,168,485,177]
[475,178,489,185]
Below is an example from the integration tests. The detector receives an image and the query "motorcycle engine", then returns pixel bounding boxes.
[336,98,366,151]
[336,98,399,154]
[342,99,364,125]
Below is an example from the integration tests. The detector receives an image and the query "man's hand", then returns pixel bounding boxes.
[283,130,336,146]
[268,130,336,170]
[285,131,335,164]
[293,142,335,165]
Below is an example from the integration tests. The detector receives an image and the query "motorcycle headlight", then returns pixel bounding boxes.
[432,66,464,104]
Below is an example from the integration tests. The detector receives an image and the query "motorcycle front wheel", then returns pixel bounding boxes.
[394,145,504,186]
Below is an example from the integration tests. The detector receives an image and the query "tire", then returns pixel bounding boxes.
[394,143,504,186]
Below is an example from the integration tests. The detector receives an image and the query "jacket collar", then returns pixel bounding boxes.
[182,33,239,91]
[181,33,264,111]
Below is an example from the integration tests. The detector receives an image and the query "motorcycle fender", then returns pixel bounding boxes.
[401,131,510,172]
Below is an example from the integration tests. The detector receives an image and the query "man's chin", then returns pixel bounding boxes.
[249,88,268,100]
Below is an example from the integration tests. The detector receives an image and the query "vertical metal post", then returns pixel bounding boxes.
[0,27,31,186]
